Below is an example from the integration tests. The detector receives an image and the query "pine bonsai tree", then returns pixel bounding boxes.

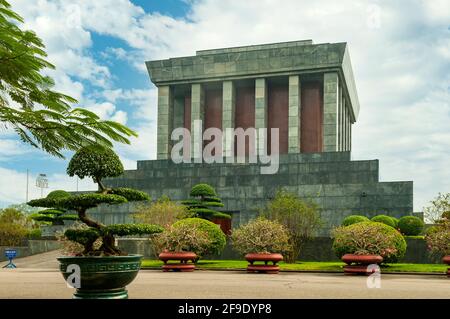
[182,184,230,220]
[28,190,78,225]
[28,146,163,256]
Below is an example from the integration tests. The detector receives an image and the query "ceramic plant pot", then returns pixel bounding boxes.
[58,254,143,299]
[245,253,283,274]
[342,254,383,275]
[158,251,197,272]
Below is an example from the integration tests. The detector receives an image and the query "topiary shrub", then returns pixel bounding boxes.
[332,221,407,263]
[182,183,230,221]
[398,216,424,236]
[47,190,71,199]
[28,146,162,256]
[371,215,396,228]
[231,217,291,255]
[341,215,370,226]
[172,218,226,256]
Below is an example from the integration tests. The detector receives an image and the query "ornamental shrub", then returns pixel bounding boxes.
[0,222,28,246]
[371,215,396,228]
[398,216,424,236]
[172,218,226,256]
[231,217,291,255]
[332,221,407,263]
[155,223,212,256]
[341,215,370,226]
[425,220,450,257]
[182,183,230,220]
[133,196,189,227]
[261,190,321,262]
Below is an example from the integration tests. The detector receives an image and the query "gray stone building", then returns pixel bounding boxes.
[99,40,413,235]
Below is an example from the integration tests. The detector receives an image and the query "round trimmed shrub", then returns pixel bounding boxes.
[398,216,424,236]
[341,215,369,226]
[172,218,226,256]
[333,221,407,263]
[371,215,396,228]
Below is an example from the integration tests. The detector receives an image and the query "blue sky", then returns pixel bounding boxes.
[1,0,449,219]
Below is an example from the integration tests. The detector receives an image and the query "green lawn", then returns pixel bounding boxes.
[141,259,448,274]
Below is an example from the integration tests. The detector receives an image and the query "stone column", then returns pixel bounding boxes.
[343,98,347,151]
[191,83,204,160]
[173,96,185,131]
[255,78,268,154]
[157,85,173,160]
[323,73,339,152]
[222,81,235,158]
[288,75,300,153]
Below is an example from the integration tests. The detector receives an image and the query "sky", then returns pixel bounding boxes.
[0,0,449,214]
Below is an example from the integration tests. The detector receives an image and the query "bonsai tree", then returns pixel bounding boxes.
[182,183,230,220]
[261,190,322,263]
[231,217,291,255]
[28,190,78,225]
[332,221,407,264]
[28,146,163,256]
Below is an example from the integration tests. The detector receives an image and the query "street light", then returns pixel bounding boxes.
[36,173,48,198]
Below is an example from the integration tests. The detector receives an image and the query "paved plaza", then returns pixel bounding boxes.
[0,251,449,299]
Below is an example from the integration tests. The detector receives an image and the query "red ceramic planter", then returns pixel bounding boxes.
[342,254,383,276]
[443,255,450,277]
[158,251,197,272]
[245,253,283,274]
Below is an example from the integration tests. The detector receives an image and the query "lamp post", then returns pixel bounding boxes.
[36,173,48,198]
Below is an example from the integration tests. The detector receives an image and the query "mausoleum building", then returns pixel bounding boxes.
[102,40,413,235]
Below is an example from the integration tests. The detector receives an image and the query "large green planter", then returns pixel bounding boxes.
[57,255,143,299]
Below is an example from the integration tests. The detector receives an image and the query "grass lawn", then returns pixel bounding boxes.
[141,259,448,274]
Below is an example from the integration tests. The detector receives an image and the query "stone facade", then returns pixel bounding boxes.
[102,152,413,236]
